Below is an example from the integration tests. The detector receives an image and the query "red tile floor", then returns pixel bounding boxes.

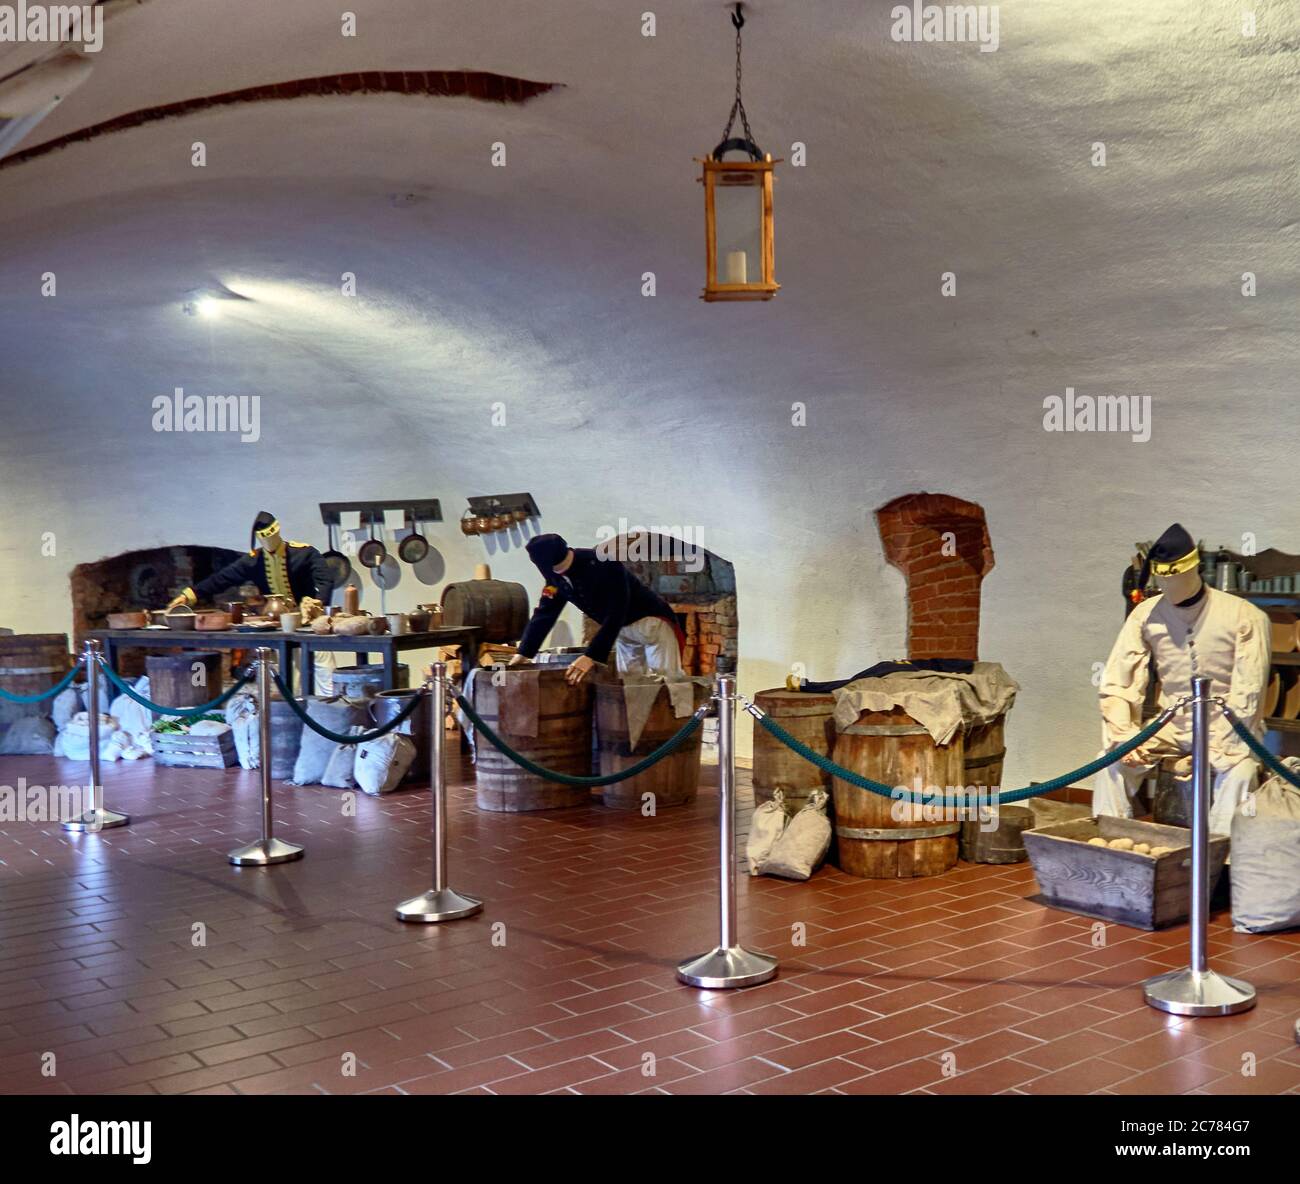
[1,751,1298,1096]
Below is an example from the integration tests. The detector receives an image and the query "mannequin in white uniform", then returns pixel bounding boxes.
[1093,524,1271,835]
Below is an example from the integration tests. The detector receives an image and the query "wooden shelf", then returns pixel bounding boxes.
[1265,717,1300,733]
[1269,652,1300,666]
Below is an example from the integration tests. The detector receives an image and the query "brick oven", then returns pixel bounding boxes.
[875,493,994,660]
[69,545,246,673]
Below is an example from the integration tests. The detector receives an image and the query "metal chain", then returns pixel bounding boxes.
[719,5,756,153]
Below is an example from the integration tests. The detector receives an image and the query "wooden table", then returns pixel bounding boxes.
[89,626,480,696]
[294,627,480,694]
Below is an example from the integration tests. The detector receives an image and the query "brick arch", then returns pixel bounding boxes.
[875,493,993,661]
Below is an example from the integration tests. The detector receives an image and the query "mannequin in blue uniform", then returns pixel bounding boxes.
[165,511,332,614]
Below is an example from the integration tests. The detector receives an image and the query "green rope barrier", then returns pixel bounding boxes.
[1225,710,1300,791]
[456,692,706,787]
[751,706,1176,807]
[272,672,423,744]
[0,663,80,704]
[101,662,254,719]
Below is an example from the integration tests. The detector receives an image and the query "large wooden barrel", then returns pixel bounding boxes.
[441,580,530,642]
[595,677,710,810]
[751,688,835,810]
[145,653,224,716]
[370,688,429,784]
[957,715,1027,863]
[0,634,71,726]
[472,668,593,811]
[831,706,963,878]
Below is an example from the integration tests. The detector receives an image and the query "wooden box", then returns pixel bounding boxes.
[152,729,238,769]
[1023,815,1228,930]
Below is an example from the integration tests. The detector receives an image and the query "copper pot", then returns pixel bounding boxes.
[460,509,480,536]
[511,508,529,523]
[488,514,508,532]
[263,595,294,619]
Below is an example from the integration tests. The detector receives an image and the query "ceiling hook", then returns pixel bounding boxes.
[731,3,744,31]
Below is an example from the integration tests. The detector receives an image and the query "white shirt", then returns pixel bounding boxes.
[1098,586,1271,771]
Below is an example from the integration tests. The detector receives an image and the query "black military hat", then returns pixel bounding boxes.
[525,533,569,570]
[1140,523,1199,588]
[250,510,278,551]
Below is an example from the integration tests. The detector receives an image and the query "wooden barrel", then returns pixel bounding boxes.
[957,715,1027,863]
[751,688,835,809]
[370,689,429,784]
[595,677,710,810]
[473,668,593,811]
[0,634,71,726]
[333,664,408,698]
[830,706,963,878]
[441,580,530,642]
[145,652,224,716]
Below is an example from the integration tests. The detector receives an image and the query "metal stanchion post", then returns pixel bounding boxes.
[228,648,304,866]
[1143,676,1255,1016]
[63,640,129,832]
[396,661,482,922]
[677,673,777,989]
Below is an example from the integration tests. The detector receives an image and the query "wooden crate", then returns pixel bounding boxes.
[1023,815,1228,930]
[152,729,237,769]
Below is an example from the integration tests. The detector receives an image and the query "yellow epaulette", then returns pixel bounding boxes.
[288,540,308,548]
[248,550,258,557]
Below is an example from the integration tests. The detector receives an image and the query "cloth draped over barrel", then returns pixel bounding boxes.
[619,674,698,750]
[459,666,544,758]
[831,661,1019,745]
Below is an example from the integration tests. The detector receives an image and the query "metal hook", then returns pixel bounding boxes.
[731,3,744,30]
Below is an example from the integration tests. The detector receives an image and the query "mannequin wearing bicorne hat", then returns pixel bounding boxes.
[1093,523,1271,835]
[165,511,333,616]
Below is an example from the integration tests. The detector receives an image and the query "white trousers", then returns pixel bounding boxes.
[614,616,684,676]
[1092,751,1257,837]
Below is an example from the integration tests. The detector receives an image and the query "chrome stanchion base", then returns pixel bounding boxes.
[395,887,483,923]
[62,808,129,832]
[227,837,305,866]
[1143,968,1257,1017]
[677,946,778,990]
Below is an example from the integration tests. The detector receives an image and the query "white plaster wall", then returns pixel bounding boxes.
[0,0,1296,780]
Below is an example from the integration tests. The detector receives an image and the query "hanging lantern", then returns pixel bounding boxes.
[699,4,779,302]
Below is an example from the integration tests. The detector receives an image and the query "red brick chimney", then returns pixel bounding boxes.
[875,493,994,661]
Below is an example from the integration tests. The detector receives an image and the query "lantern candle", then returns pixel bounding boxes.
[725,250,748,285]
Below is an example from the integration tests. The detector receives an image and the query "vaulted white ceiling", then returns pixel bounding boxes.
[0,0,1296,772]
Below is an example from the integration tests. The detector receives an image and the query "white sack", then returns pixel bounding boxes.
[354,732,416,795]
[746,788,788,875]
[759,789,832,881]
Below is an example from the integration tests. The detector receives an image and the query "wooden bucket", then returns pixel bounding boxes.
[830,706,963,878]
[145,652,224,717]
[440,579,530,643]
[0,634,70,725]
[751,688,835,809]
[957,715,1027,863]
[333,664,408,698]
[595,677,710,810]
[473,668,593,811]
[369,689,429,784]
[1152,760,1192,828]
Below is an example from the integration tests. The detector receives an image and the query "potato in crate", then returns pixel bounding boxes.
[1022,815,1228,930]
